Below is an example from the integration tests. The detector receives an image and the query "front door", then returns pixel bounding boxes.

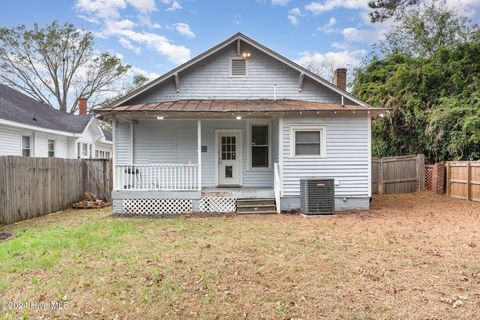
[217,130,241,186]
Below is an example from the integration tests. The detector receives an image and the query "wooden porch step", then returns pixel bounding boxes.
[237,198,277,214]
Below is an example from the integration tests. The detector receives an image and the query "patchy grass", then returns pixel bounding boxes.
[1,193,480,319]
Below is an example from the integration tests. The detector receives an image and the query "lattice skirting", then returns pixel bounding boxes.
[199,196,236,213]
[123,199,192,215]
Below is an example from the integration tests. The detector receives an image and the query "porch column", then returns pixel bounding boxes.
[112,115,117,190]
[197,119,202,191]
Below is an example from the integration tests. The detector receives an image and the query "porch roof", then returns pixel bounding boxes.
[95,99,387,114]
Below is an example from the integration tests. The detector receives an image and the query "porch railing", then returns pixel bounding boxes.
[115,164,199,191]
[273,162,281,213]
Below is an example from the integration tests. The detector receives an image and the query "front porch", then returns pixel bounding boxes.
[111,116,282,214]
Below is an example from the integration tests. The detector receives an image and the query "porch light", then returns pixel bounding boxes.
[236,116,242,120]
[242,51,251,59]
[156,116,164,120]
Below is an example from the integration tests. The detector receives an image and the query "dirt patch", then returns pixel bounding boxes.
[1,192,480,319]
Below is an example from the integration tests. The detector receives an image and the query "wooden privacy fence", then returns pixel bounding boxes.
[447,161,480,202]
[372,154,425,194]
[0,157,112,225]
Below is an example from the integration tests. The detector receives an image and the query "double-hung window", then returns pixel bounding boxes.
[82,143,88,157]
[22,136,31,157]
[249,122,270,169]
[48,140,55,157]
[291,127,325,157]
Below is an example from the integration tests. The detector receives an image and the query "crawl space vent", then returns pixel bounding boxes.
[231,59,246,76]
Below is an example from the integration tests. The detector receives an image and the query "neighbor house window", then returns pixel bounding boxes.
[249,122,270,169]
[291,127,325,157]
[22,136,31,157]
[48,140,55,157]
[89,144,92,158]
[82,143,88,157]
[77,142,81,159]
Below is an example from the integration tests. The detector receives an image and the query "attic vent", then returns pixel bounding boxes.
[231,59,246,76]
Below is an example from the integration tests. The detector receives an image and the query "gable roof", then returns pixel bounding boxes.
[0,84,92,134]
[100,33,372,110]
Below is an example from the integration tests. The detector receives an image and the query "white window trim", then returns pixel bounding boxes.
[47,139,56,158]
[230,58,248,77]
[22,135,32,157]
[247,119,272,171]
[289,126,327,158]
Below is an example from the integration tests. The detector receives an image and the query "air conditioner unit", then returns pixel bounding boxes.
[300,178,335,215]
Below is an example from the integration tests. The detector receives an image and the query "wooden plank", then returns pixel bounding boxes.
[467,162,471,201]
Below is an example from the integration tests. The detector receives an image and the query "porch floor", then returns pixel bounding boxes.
[201,187,274,199]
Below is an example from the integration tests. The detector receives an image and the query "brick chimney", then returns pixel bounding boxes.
[79,97,88,115]
[334,68,347,90]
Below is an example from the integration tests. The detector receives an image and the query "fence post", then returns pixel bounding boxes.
[467,161,471,201]
[417,154,425,192]
[446,162,450,196]
[379,158,384,194]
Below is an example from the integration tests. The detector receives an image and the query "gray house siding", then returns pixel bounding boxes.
[280,114,370,211]
[127,43,358,105]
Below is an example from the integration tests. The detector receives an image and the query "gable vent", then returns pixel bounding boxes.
[231,59,246,76]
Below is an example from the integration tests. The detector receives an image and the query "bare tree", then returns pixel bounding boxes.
[304,56,342,82]
[0,22,130,113]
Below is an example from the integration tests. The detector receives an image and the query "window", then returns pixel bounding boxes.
[95,150,99,158]
[250,125,270,168]
[291,127,325,157]
[22,136,31,157]
[89,144,92,158]
[231,59,246,76]
[77,142,81,159]
[105,151,110,158]
[82,143,88,157]
[47,140,55,157]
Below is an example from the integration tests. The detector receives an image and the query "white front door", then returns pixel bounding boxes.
[217,130,241,186]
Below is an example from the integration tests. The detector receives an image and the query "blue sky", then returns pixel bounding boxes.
[2,0,480,81]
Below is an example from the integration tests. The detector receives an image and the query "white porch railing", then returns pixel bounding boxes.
[115,164,199,191]
[273,162,281,213]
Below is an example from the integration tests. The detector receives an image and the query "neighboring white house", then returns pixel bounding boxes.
[95,33,385,215]
[0,84,112,159]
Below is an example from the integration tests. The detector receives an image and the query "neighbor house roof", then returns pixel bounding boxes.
[0,84,92,133]
[96,99,386,114]
[99,33,375,110]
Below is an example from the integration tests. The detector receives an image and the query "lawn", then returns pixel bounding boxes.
[1,192,480,319]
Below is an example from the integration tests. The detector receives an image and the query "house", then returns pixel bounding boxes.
[95,33,385,215]
[0,84,112,159]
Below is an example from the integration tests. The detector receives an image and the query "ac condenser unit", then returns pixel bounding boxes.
[300,178,335,215]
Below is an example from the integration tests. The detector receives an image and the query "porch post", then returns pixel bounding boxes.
[112,115,117,190]
[278,116,284,197]
[197,119,202,191]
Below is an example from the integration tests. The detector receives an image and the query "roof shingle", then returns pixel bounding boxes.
[0,84,92,133]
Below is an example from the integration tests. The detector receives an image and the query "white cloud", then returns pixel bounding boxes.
[271,0,291,5]
[305,0,368,15]
[288,7,303,25]
[127,0,156,13]
[138,15,162,28]
[76,0,127,19]
[161,0,182,11]
[317,16,337,33]
[174,23,195,38]
[118,38,141,54]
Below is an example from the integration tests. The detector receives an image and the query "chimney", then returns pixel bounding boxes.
[334,68,347,90]
[79,97,88,115]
